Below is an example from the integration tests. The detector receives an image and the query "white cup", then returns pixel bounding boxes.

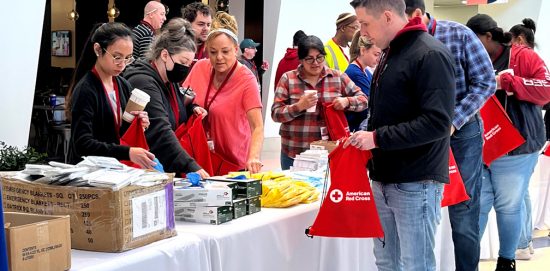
[304,90,318,112]
[123,88,151,122]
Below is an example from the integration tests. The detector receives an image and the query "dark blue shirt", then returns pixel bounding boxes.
[344,63,371,131]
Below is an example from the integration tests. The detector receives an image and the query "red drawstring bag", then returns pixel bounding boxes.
[210,151,241,176]
[306,142,384,238]
[441,148,470,207]
[119,118,149,168]
[543,142,550,157]
[322,103,350,141]
[480,95,525,165]
[174,115,214,175]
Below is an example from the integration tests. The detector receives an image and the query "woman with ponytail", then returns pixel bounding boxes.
[510,18,536,49]
[467,14,550,271]
[124,18,209,178]
[67,22,156,168]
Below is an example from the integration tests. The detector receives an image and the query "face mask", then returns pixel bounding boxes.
[165,55,190,83]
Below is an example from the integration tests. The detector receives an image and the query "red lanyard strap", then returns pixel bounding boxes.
[92,66,121,137]
[204,61,238,112]
[332,38,350,62]
[168,83,180,125]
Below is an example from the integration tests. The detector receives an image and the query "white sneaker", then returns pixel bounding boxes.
[515,247,532,260]
[528,241,534,255]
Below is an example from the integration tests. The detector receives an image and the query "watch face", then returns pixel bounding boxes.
[217,0,229,12]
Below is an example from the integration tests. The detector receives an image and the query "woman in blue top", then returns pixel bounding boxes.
[344,32,381,131]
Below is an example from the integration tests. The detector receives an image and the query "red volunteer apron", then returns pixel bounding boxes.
[306,142,383,238]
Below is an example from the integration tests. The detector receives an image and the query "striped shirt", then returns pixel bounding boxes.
[272,65,368,158]
[132,21,154,60]
[429,15,496,129]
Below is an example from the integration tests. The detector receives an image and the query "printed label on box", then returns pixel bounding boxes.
[131,190,167,238]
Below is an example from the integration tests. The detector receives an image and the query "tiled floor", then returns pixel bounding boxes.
[260,137,550,271]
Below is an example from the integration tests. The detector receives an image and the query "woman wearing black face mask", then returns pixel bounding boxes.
[124,18,209,178]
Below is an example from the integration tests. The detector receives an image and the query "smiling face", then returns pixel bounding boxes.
[207,33,238,74]
[94,37,133,76]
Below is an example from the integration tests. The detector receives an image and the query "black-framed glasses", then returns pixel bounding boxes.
[303,55,325,64]
[102,48,134,65]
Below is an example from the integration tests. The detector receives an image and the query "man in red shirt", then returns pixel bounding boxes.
[274,30,307,91]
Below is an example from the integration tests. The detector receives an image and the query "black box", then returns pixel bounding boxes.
[232,198,247,219]
[246,196,261,215]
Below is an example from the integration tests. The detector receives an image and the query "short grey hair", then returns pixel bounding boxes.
[146,18,196,61]
[349,0,406,18]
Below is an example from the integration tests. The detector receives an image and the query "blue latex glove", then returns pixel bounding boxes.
[187,172,202,187]
[152,158,164,172]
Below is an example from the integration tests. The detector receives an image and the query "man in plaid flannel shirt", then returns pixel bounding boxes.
[271,35,368,170]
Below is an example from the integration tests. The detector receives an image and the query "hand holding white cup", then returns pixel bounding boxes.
[303,90,318,112]
[123,88,150,123]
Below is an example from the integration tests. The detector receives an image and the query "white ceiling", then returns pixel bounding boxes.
[434,0,466,7]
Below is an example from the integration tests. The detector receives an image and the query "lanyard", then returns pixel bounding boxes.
[332,38,350,62]
[91,66,121,137]
[355,60,365,74]
[152,61,180,125]
[204,61,238,112]
[428,17,437,36]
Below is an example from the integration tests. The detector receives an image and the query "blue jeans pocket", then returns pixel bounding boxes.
[452,116,482,140]
[394,182,424,195]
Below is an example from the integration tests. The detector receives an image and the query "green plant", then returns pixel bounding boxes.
[0,141,47,171]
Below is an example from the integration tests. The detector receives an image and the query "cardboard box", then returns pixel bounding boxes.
[175,206,233,225]
[232,198,247,219]
[207,177,262,198]
[247,196,261,215]
[1,176,177,252]
[173,182,236,207]
[310,140,339,153]
[4,212,71,271]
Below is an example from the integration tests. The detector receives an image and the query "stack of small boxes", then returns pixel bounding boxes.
[173,177,262,225]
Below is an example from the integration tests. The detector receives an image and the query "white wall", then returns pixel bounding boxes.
[478,0,541,31]
[262,0,356,138]
[535,0,550,64]
[229,0,245,41]
[433,6,478,24]
[0,0,46,148]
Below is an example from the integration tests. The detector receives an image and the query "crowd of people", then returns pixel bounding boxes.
[64,0,549,270]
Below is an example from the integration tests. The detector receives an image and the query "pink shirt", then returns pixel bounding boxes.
[183,59,262,168]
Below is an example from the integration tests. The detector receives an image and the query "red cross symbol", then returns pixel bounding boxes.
[330,189,343,203]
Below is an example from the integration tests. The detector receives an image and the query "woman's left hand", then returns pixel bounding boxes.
[131,111,150,130]
[246,158,263,174]
[193,107,208,118]
[332,97,349,110]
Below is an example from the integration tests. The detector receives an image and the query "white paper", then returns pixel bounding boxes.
[132,190,167,238]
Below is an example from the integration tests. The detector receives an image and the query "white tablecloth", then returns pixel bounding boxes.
[71,232,210,271]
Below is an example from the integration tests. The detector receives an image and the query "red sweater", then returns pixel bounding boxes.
[274,48,300,91]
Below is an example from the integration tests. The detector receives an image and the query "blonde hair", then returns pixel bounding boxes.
[349,31,374,63]
[205,11,239,53]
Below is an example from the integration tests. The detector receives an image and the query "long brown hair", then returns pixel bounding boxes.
[349,31,374,63]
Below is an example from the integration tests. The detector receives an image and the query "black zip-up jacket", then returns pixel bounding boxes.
[69,72,132,164]
[367,18,456,184]
[124,59,201,174]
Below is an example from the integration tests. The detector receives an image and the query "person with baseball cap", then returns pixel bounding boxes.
[239,38,269,91]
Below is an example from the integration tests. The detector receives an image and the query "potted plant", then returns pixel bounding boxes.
[0,141,47,175]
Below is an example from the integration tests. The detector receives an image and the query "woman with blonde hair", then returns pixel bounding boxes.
[344,32,381,131]
[183,12,264,173]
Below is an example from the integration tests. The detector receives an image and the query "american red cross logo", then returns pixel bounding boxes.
[330,189,343,203]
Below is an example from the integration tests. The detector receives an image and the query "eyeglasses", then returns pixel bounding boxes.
[303,55,325,64]
[102,48,135,65]
[346,24,360,31]
[145,8,157,15]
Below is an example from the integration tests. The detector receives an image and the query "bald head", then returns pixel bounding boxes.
[143,1,166,30]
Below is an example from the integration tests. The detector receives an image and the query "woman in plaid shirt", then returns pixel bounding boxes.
[271,35,368,170]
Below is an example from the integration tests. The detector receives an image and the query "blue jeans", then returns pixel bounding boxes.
[280,151,294,170]
[518,190,533,249]
[449,116,483,271]
[479,152,539,260]
[372,180,443,271]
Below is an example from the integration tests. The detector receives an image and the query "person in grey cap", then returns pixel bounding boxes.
[238,38,269,91]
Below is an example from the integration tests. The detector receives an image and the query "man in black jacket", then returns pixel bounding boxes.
[345,0,456,270]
